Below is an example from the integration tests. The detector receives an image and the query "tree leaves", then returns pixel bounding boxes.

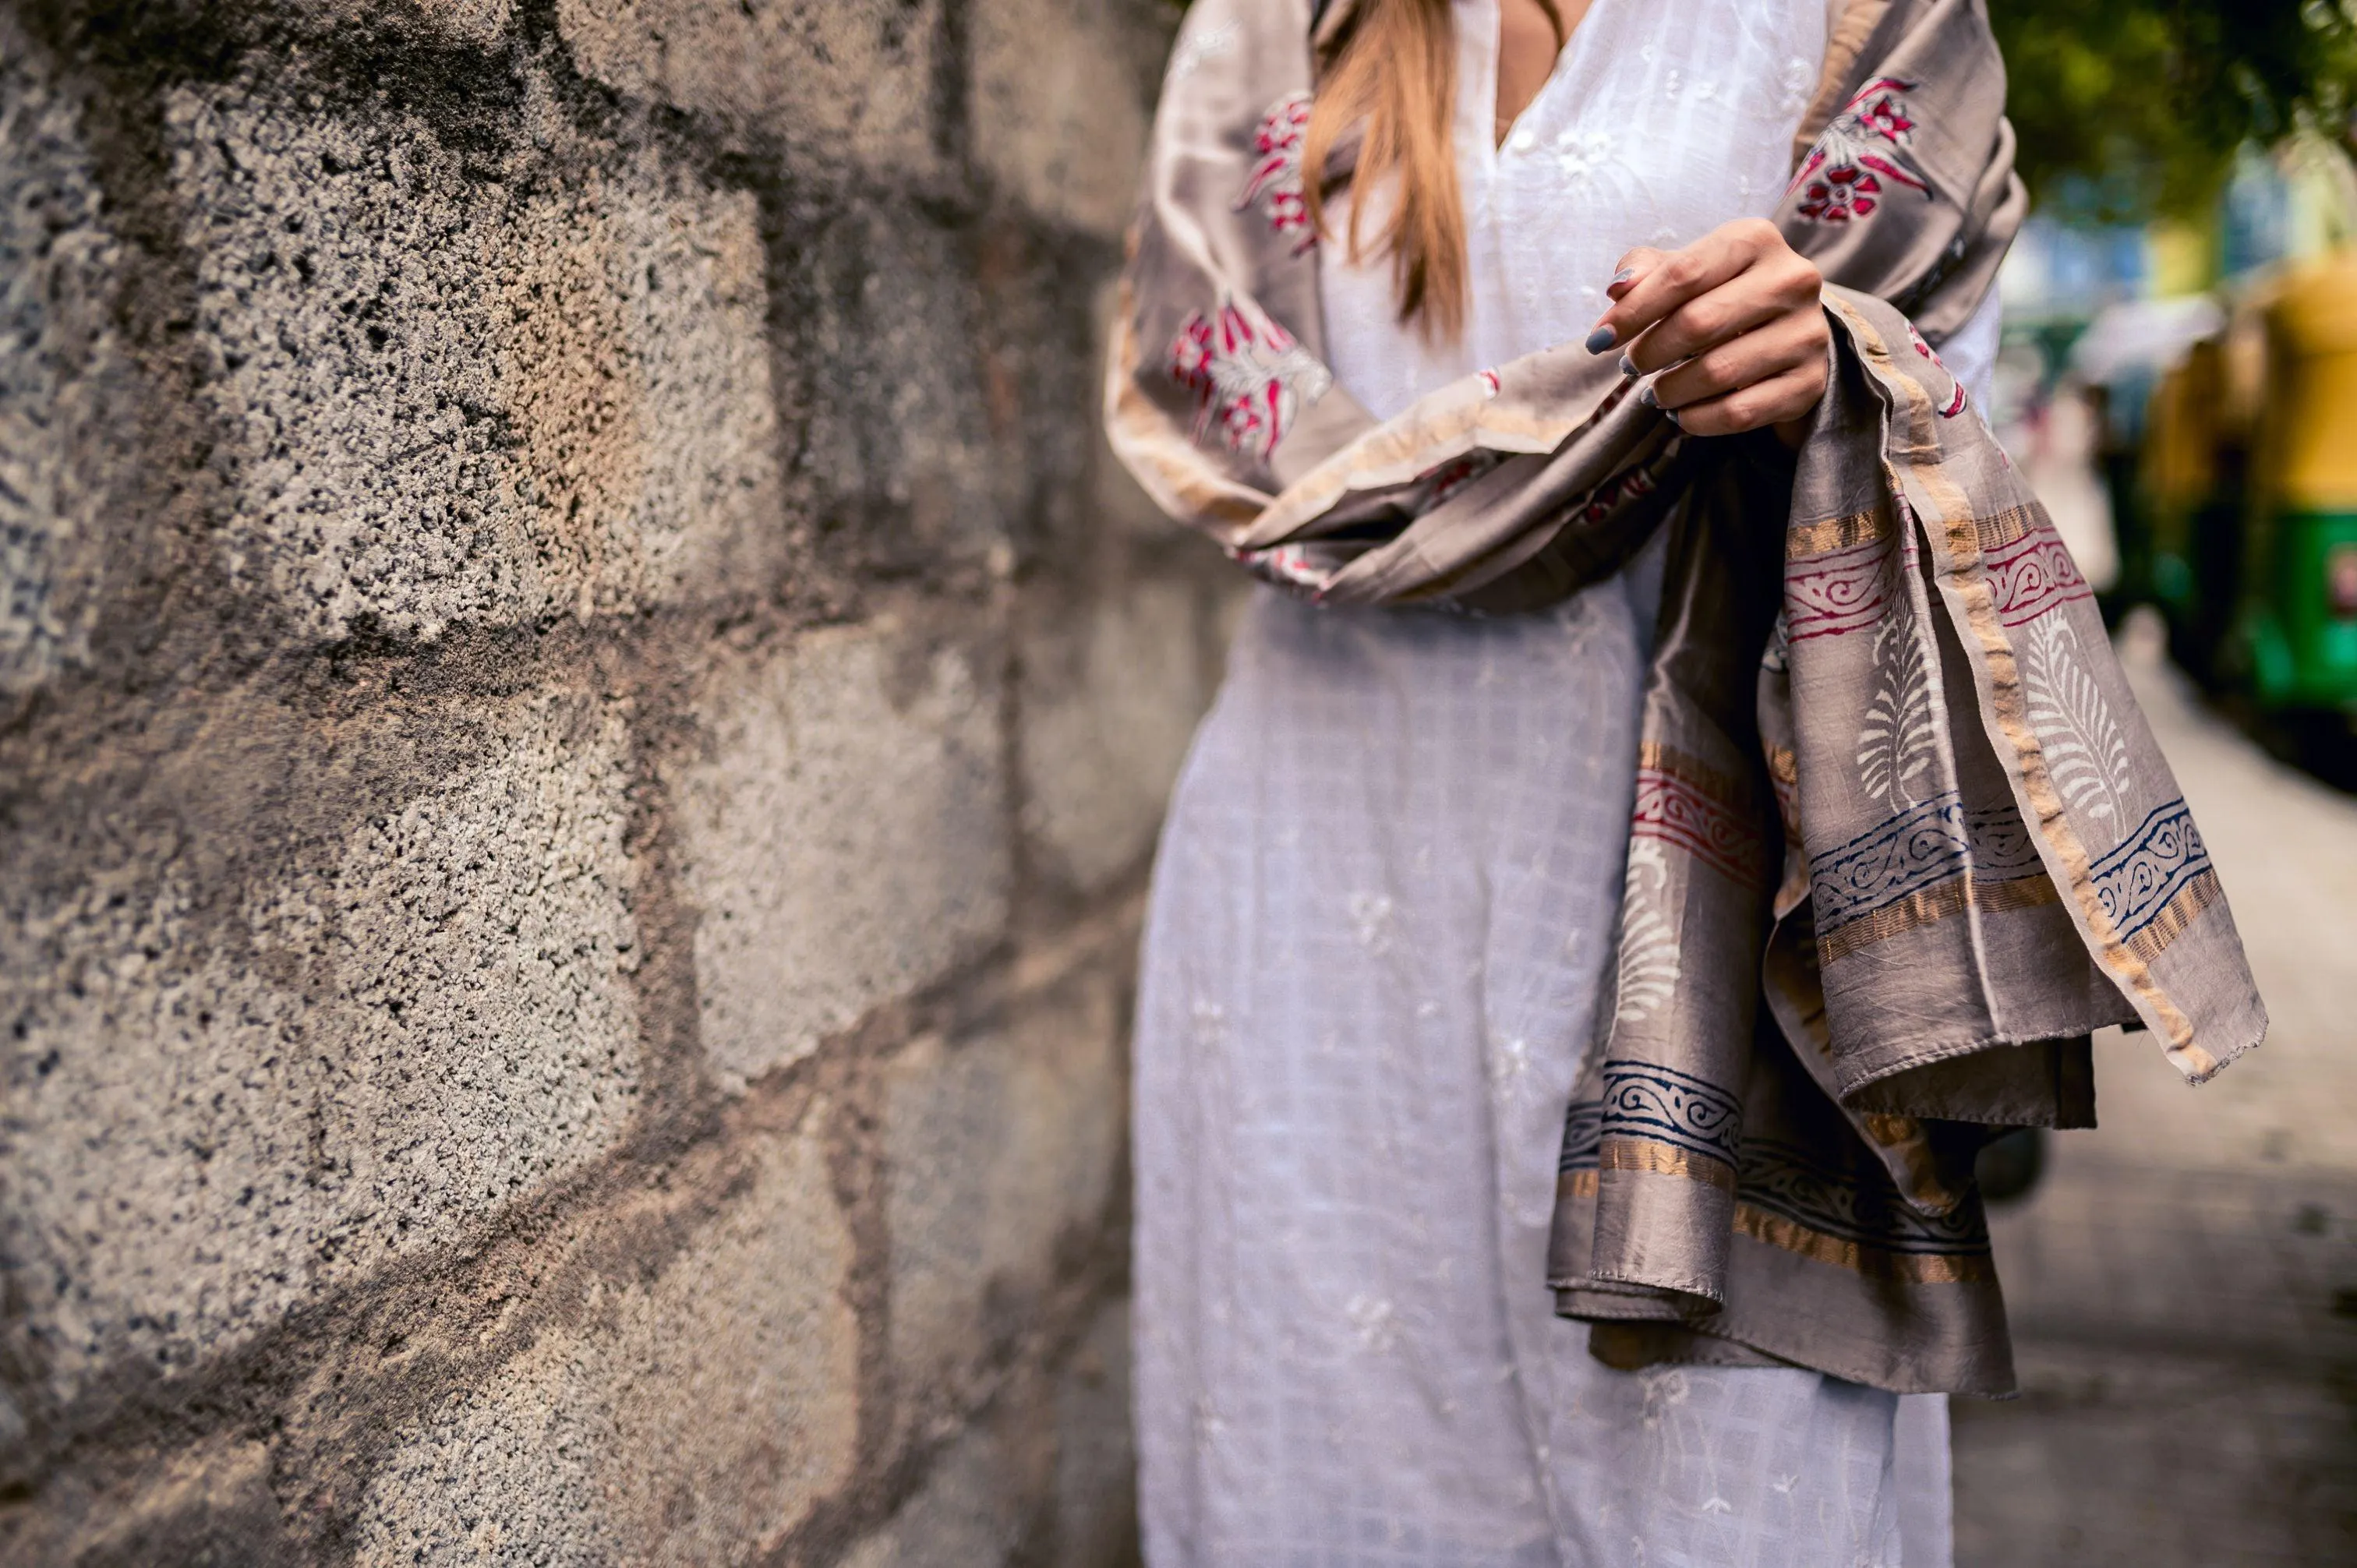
[1991,0,2357,221]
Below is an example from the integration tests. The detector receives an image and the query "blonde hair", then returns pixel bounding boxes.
[1304,0,1560,340]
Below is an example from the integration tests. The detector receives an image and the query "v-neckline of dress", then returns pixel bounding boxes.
[1488,0,1604,155]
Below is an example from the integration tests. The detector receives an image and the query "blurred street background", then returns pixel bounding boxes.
[1951,5,2357,1560]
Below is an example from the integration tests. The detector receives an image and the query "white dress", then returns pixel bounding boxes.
[1133,2,1995,1564]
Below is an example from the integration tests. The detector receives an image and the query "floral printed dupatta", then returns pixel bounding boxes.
[1106,0,2266,1395]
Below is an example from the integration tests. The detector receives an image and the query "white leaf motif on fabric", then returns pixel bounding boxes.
[1857,612,1939,814]
[1613,839,1683,1026]
[2023,614,2129,825]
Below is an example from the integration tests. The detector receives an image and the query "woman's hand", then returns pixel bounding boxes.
[1581,219,1829,447]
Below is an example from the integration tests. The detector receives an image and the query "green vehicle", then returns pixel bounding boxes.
[2227,253,2357,740]
[2128,254,2357,750]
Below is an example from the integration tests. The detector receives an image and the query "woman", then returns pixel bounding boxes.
[1111,1,2258,1564]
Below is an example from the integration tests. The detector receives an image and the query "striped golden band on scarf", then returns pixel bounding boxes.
[1817,871,2062,966]
[1595,1136,1740,1193]
[2125,867,2226,964]
[1785,507,1892,560]
[1635,740,1750,808]
[1858,1112,1966,1217]
[1733,1205,1998,1284]
[1785,502,2044,563]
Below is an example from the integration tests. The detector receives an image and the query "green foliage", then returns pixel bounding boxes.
[1991,0,2357,221]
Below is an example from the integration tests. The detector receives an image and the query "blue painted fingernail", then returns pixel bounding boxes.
[1585,325,1617,354]
[1610,267,1637,286]
[1663,408,1682,429]
[1618,352,1638,378]
[1640,384,1658,408]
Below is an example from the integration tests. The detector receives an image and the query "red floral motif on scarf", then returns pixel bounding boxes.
[1789,76,1933,224]
[1237,93,1317,255]
[1167,300,1333,459]
[1906,321,1971,418]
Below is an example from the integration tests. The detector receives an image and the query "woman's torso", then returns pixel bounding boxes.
[1318,0,1833,420]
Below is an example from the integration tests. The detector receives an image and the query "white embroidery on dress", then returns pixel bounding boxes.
[1553,127,1619,186]
[1775,56,1815,117]
[1346,1293,1401,1354]
[1640,1366,1691,1429]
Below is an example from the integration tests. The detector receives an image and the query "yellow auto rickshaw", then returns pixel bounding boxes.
[2229,251,2357,730]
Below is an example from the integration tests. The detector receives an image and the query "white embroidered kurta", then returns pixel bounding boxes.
[1133,2,1995,1563]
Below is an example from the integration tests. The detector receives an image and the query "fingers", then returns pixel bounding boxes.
[1621,247,1823,376]
[1654,359,1830,438]
[1645,307,1828,412]
[1604,246,1667,305]
[1583,219,1779,354]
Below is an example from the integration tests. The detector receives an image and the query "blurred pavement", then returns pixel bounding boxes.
[1952,613,2357,1566]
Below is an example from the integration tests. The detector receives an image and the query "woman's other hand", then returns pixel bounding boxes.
[1582,219,1829,446]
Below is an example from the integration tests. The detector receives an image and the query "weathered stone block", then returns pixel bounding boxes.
[290,0,517,43]
[168,83,782,645]
[884,961,1124,1393]
[1053,1299,1140,1568]
[557,0,940,172]
[1,689,644,1405]
[407,0,513,42]
[351,1117,859,1564]
[840,1425,1027,1568]
[675,621,1011,1089]
[1019,577,1213,894]
[790,203,1017,570]
[973,0,1158,238]
[0,21,133,697]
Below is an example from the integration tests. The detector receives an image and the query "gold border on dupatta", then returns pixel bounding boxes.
[1732,1205,1997,1284]
[1556,1168,1995,1284]
[1816,871,2062,965]
[1595,1137,1740,1193]
[2125,867,2225,964]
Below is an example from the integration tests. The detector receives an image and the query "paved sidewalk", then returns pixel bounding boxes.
[1952,617,2357,1566]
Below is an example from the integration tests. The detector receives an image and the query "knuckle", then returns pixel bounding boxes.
[1662,254,1703,289]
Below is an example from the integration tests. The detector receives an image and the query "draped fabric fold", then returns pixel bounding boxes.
[1106,0,2266,1395]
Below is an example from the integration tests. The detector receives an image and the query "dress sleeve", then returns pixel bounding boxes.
[1938,284,2003,418]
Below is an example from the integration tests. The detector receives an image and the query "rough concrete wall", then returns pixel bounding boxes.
[0,1,1220,1561]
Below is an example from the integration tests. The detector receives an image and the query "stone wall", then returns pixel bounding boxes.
[0,2,1220,1561]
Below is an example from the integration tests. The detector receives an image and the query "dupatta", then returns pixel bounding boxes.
[1105,0,2265,1394]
